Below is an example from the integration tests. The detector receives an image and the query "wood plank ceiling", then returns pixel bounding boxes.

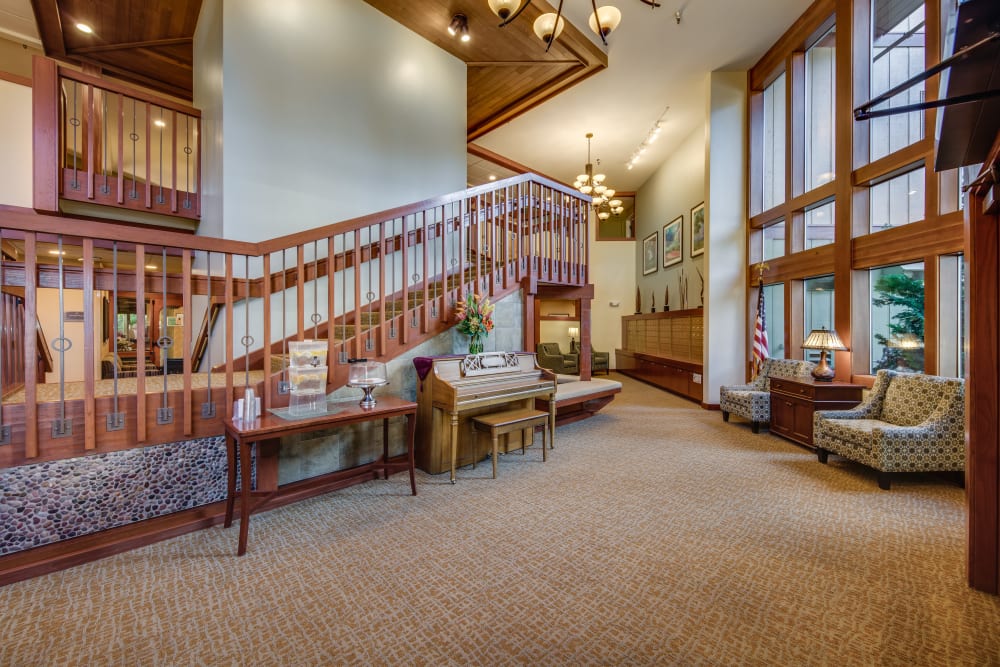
[29,0,607,140]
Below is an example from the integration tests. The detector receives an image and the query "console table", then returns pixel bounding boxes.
[223,395,417,556]
[769,376,863,448]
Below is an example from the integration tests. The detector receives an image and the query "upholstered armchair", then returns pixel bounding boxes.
[536,343,580,375]
[814,369,965,489]
[719,358,816,433]
[571,341,610,375]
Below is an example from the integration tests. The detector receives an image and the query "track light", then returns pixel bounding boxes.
[447,14,471,42]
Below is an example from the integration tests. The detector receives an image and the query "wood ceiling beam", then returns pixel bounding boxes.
[68,37,193,55]
[30,0,66,57]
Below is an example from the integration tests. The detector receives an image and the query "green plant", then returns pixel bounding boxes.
[872,272,924,372]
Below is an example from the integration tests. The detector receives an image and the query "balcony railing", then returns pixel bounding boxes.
[32,57,201,222]
[0,173,590,469]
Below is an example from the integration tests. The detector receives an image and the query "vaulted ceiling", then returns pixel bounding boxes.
[23,0,606,139]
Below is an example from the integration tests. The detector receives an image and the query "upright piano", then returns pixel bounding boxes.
[414,352,557,475]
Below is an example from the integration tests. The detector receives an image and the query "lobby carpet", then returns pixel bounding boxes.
[1,374,998,665]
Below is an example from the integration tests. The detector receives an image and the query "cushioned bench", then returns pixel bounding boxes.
[535,376,622,426]
[471,408,551,479]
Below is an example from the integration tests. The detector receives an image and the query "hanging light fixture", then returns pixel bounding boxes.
[447,14,471,42]
[574,133,624,221]
[488,0,661,51]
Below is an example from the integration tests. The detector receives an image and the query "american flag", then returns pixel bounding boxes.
[752,279,769,379]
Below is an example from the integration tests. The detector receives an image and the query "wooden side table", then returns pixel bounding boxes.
[769,376,863,449]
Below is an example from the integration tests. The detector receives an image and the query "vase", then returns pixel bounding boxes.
[468,333,485,355]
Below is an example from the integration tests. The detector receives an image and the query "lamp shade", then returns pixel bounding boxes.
[568,326,580,339]
[488,0,522,21]
[589,5,623,37]
[801,327,847,351]
[533,13,565,43]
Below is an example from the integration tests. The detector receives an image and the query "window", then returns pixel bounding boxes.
[804,200,835,249]
[762,73,786,212]
[762,221,786,261]
[804,275,835,367]
[763,283,785,358]
[870,262,925,374]
[805,26,836,190]
[870,167,924,232]
[869,0,926,161]
[938,254,964,378]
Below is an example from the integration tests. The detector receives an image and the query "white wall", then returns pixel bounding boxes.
[635,121,707,313]
[194,0,467,244]
[703,71,748,403]
[0,78,32,208]
[589,214,636,365]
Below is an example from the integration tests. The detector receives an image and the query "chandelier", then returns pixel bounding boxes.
[487,0,661,51]
[574,133,624,221]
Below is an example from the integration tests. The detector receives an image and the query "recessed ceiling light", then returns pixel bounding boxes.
[153,119,166,128]
[488,175,496,181]
[145,264,158,270]
[47,249,66,256]
[75,23,93,34]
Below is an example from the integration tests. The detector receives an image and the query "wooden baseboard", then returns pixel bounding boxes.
[701,402,721,411]
[0,455,410,586]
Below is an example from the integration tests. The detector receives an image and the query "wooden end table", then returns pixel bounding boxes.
[769,376,863,449]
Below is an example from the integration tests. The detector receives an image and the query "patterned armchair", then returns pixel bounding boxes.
[814,369,965,490]
[571,341,610,375]
[719,358,816,433]
[536,343,579,375]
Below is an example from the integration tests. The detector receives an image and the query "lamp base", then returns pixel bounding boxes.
[810,350,835,382]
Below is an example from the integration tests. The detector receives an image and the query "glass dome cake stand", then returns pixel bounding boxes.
[347,360,388,408]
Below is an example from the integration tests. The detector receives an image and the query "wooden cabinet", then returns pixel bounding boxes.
[616,309,703,403]
[769,376,863,448]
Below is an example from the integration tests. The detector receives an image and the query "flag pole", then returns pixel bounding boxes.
[751,262,769,380]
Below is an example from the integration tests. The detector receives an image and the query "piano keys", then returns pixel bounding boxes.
[413,352,557,477]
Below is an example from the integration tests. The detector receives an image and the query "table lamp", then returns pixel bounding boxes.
[568,326,579,347]
[801,327,847,382]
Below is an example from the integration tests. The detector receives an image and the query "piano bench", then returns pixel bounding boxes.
[471,408,551,480]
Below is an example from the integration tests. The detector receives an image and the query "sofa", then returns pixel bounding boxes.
[813,369,965,490]
[571,341,610,375]
[719,358,816,433]
[536,343,579,375]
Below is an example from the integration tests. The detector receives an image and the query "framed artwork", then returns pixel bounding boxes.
[690,202,705,257]
[662,216,682,268]
[642,232,658,275]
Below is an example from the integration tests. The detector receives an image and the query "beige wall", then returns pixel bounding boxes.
[589,214,636,366]
[39,289,105,384]
[0,78,32,208]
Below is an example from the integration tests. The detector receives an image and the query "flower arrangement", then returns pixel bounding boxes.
[454,293,495,354]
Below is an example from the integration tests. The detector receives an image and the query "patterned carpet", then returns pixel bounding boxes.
[1,374,998,666]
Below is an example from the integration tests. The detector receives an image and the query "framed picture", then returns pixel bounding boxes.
[690,202,705,257]
[662,216,682,268]
[642,232,658,275]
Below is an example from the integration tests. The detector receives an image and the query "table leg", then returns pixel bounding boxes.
[237,440,253,556]
[383,417,390,480]
[542,421,548,462]
[224,433,237,528]
[548,393,557,450]
[406,412,417,496]
[450,412,459,484]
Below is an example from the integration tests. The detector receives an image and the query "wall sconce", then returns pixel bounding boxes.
[801,327,848,382]
[448,14,471,42]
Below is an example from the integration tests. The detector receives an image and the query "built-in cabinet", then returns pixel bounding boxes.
[615,309,703,402]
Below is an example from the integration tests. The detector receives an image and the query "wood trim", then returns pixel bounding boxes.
[0,70,32,87]
[31,57,59,213]
[57,66,200,117]
[29,0,65,58]
[851,214,964,269]
[852,143,929,186]
[750,0,835,90]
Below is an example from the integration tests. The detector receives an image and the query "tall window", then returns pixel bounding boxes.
[805,200,835,249]
[804,275,835,367]
[805,26,836,189]
[763,220,786,261]
[870,262,925,373]
[763,283,785,359]
[870,167,925,232]
[870,0,926,161]
[762,73,786,211]
[938,254,965,378]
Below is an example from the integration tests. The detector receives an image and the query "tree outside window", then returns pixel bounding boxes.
[870,262,925,373]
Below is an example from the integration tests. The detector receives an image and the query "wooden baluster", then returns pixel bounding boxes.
[401,214,410,345]
[224,254,234,419]
[144,102,152,210]
[171,110,178,214]
[327,237,336,370]
[421,212,430,333]
[182,249,193,435]
[583,199,590,285]
[83,239,96,450]
[195,116,202,218]
[23,234,38,458]
[296,245,306,338]
[116,93,125,205]
[488,189,496,297]
[354,229,363,358]
[85,84,95,201]
[378,222,386,355]
[262,252,272,412]
[135,246,147,442]
[439,206,447,322]
[458,200,466,303]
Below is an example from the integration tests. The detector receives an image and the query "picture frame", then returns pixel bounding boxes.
[642,231,658,275]
[690,202,705,257]
[662,216,683,268]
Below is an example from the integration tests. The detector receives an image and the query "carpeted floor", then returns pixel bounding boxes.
[2,374,998,666]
